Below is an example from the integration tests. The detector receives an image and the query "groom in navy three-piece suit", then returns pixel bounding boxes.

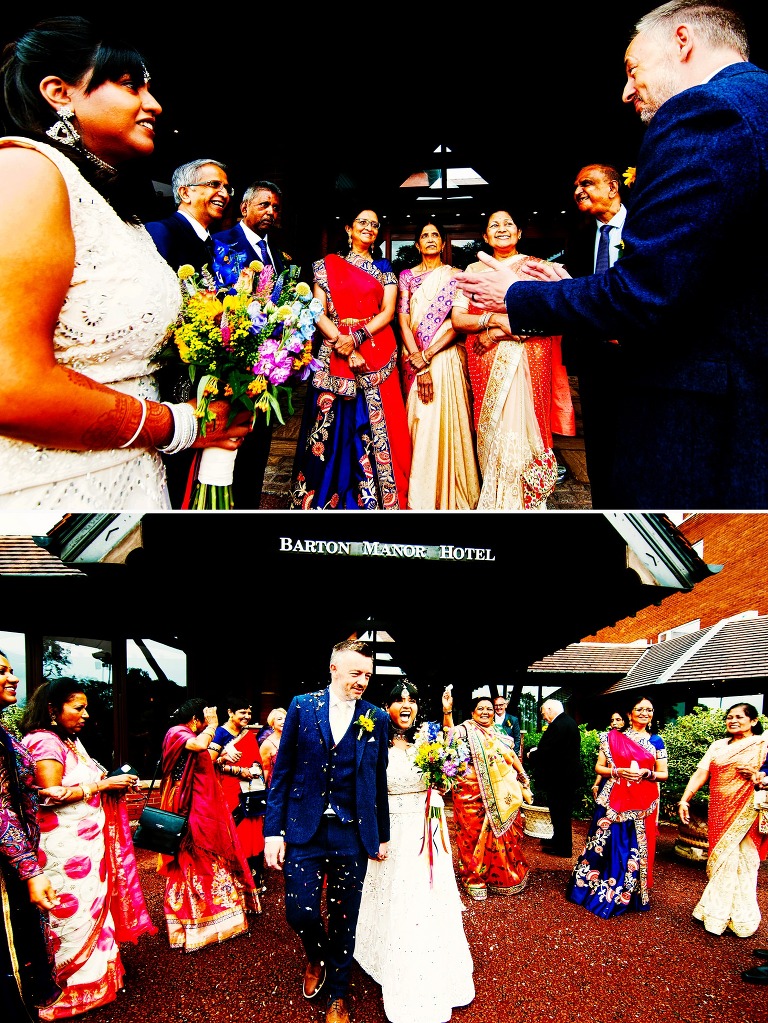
[264,640,389,1023]
[457,3,768,510]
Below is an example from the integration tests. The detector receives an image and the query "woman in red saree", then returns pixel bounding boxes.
[443,693,531,901]
[679,702,768,936]
[567,696,667,918]
[290,207,411,509]
[158,699,259,952]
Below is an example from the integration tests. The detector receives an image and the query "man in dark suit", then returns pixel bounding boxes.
[562,164,627,508]
[264,640,389,1023]
[456,1,768,509]
[213,180,287,508]
[145,158,233,507]
[527,699,581,856]
[493,695,521,755]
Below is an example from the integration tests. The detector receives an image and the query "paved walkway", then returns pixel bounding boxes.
[260,377,592,510]
[89,814,767,1023]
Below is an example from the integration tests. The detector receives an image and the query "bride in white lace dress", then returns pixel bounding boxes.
[355,682,474,1023]
[0,17,251,510]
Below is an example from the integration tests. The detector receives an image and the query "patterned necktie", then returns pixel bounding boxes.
[595,223,613,274]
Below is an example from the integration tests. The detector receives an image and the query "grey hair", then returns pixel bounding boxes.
[542,698,565,716]
[171,158,228,207]
[633,2,749,60]
[241,179,283,205]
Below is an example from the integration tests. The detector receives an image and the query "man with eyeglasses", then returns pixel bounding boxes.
[145,158,233,506]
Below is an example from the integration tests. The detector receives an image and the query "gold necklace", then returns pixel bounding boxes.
[63,736,89,763]
[414,263,444,307]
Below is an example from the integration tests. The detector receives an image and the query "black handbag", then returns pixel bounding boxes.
[132,759,188,857]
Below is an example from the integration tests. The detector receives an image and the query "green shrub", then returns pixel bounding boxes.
[658,706,737,822]
[0,703,24,741]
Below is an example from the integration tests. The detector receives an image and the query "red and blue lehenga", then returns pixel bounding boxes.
[567,728,666,918]
[291,253,412,509]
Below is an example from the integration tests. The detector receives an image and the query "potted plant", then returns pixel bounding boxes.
[659,706,728,862]
[520,729,553,838]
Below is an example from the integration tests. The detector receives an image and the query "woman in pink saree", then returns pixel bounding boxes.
[567,696,667,918]
[398,222,480,509]
[291,207,411,509]
[679,702,768,936]
[21,679,156,1019]
[158,699,260,952]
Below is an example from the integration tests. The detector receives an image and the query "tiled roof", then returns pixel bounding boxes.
[0,535,85,577]
[528,643,646,674]
[604,615,768,693]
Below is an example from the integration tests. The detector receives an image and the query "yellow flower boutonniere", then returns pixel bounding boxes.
[615,240,626,259]
[622,166,637,189]
[357,709,377,740]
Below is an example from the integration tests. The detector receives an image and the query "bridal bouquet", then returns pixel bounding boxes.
[413,722,471,885]
[162,250,323,508]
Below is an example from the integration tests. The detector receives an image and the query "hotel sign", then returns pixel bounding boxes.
[279,537,496,562]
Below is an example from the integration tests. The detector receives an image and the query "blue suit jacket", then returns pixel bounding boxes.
[213,223,287,275]
[144,210,213,274]
[505,62,768,509]
[264,689,390,858]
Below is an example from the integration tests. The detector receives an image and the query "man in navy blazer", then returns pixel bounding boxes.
[264,640,389,1023]
[145,159,233,507]
[457,1,768,509]
[213,180,287,508]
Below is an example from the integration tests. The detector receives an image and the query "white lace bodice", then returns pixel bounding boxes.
[0,137,181,508]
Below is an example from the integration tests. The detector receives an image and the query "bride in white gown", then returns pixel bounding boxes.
[355,681,475,1023]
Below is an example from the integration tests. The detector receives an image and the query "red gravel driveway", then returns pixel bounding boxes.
[85,818,768,1023]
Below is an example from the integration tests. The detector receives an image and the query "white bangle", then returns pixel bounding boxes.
[119,397,147,449]
[157,402,198,454]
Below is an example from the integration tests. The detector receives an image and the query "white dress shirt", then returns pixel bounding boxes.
[593,204,627,271]
[240,221,274,266]
[329,694,356,746]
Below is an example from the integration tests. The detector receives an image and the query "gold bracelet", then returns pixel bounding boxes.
[478,312,490,330]
[422,348,432,364]
[81,784,92,802]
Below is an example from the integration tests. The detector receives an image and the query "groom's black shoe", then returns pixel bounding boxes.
[742,964,768,984]
[303,960,326,999]
[753,949,768,960]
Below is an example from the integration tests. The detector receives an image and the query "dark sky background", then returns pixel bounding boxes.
[1,5,764,240]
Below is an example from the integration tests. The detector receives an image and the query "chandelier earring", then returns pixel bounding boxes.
[46,106,80,148]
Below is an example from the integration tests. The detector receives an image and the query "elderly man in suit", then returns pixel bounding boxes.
[457,1,768,509]
[213,180,287,508]
[145,159,234,507]
[562,164,627,507]
[493,695,521,756]
[264,640,389,1023]
[527,699,581,857]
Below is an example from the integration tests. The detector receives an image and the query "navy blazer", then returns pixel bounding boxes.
[264,689,390,858]
[504,62,768,509]
[213,223,286,275]
[144,210,213,274]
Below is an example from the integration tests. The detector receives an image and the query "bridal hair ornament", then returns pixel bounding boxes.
[45,105,117,175]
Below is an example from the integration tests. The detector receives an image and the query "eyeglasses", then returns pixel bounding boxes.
[354,218,380,230]
[188,180,234,196]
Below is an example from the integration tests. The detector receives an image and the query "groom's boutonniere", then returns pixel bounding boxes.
[357,709,377,740]
[615,240,626,259]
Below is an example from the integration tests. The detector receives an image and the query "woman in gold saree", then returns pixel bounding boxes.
[679,703,768,937]
[397,222,480,509]
[442,693,531,901]
[451,210,574,509]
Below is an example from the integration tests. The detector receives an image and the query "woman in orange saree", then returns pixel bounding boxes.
[444,694,531,901]
[290,207,411,509]
[567,696,667,918]
[451,210,574,509]
[679,702,768,937]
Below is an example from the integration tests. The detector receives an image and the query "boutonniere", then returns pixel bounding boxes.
[622,166,636,189]
[357,709,377,740]
[615,240,626,259]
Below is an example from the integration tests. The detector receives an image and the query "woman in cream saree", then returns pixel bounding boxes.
[398,223,480,509]
[679,703,768,937]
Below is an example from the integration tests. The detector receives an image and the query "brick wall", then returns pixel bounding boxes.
[585,513,767,644]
